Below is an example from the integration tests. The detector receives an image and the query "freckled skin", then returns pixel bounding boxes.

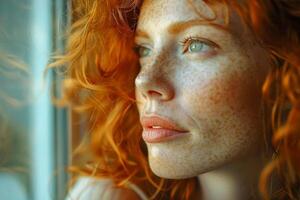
[135,0,270,179]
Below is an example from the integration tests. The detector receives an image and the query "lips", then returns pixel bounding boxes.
[140,115,189,143]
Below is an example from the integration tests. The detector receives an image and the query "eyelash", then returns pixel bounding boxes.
[179,36,218,54]
[134,36,218,58]
[133,44,151,58]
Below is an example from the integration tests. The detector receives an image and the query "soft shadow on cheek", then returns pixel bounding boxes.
[182,67,262,120]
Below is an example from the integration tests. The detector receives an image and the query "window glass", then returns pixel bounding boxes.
[0,0,70,199]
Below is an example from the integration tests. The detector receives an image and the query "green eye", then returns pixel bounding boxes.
[188,40,204,52]
[181,36,217,55]
[137,46,152,58]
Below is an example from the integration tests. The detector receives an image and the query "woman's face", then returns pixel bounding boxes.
[134,0,270,179]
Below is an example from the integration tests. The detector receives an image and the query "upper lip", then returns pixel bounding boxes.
[140,115,188,132]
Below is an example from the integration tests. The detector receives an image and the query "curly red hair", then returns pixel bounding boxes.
[51,0,300,199]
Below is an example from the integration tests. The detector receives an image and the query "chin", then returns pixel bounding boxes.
[150,165,196,180]
[148,158,210,179]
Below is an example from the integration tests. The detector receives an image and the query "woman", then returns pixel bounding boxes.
[55,0,300,199]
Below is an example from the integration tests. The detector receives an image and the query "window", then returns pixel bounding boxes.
[0,0,70,199]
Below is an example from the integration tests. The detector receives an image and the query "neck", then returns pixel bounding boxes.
[197,153,269,200]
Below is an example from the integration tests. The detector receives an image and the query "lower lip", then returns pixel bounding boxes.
[142,128,189,143]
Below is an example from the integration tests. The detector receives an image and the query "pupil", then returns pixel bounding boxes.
[140,47,150,57]
[189,41,203,52]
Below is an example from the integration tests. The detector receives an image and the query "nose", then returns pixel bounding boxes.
[135,70,175,101]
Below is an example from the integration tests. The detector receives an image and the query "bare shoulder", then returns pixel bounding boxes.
[65,177,142,200]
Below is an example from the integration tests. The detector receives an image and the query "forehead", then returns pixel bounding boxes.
[136,0,246,38]
[138,0,224,27]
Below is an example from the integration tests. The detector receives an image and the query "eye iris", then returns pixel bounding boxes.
[188,41,203,52]
[139,47,151,57]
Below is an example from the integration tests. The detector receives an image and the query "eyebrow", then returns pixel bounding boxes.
[135,19,229,39]
[168,19,229,34]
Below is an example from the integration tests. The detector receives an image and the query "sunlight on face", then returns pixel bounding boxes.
[135,0,270,179]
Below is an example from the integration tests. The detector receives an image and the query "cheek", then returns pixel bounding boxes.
[181,59,263,123]
[179,58,264,154]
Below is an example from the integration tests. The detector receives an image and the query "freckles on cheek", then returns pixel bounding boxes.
[224,70,263,117]
[183,76,234,117]
[183,68,261,119]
